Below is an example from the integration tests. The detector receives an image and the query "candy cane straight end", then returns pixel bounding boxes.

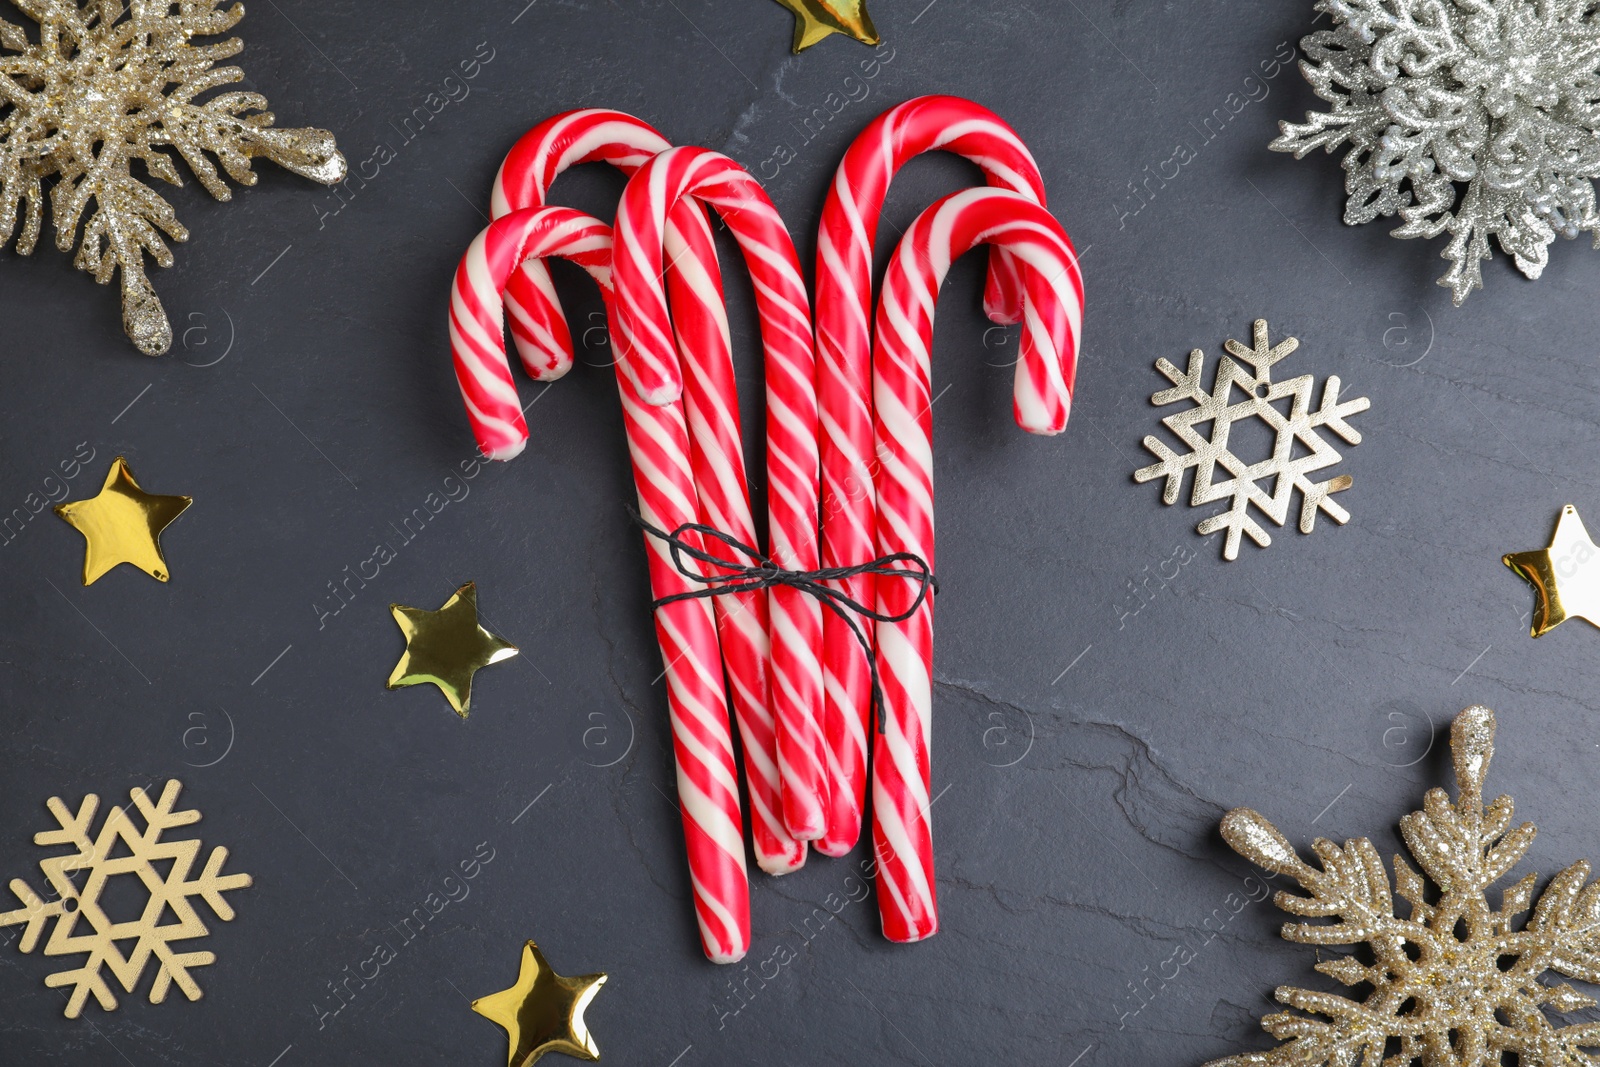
[753,831,807,876]
[813,835,858,859]
[484,439,527,462]
[812,796,864,857]
[1015,411,1068,437]
[883,921,939,944]
[786,811,827,842]
[757,852,806,876]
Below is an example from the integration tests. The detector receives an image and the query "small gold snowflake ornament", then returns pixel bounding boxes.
[0,780,251,1018]
[1211,706,1600,1067]
[1135,319,1369,560]
[0,0,347,355]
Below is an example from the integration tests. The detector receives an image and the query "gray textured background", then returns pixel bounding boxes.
[3,1,1599,1065]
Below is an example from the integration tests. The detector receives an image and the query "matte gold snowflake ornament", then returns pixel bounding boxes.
[0,779,252,1017]
[0,0,347,355]
[1135,319,1369,561]
[1210,706,1600,1067]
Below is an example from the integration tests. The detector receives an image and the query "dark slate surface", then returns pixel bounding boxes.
[3,1,1598,1064]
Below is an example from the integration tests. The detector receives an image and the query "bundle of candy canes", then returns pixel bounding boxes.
[448,97,1082,962]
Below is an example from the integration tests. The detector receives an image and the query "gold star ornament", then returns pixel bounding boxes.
[770,0,879,52]
[472,940,607,1067]
[387,583,517,717]
[54,457,191,585]
[1504,504,1600,637]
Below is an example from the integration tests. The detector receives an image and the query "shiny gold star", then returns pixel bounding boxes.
[471,940,607,1067]
[386,583,517,717]
[1503,504,1600,637]
[770,0,879,52]
[54,456,191,585]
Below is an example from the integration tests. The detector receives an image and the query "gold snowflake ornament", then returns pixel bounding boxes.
[0,779,252,1017]
[1212,706,1600,1067]
[0,0,346,355]
[1135,319,1370,561]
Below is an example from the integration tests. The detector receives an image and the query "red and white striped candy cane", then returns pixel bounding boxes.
[870,187,1084,942]
[449,205,752,962]
[613,147,830,841]
[490,110,805,875]
[813,96,1051,857]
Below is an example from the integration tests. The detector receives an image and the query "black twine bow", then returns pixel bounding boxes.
[628,507,937,732]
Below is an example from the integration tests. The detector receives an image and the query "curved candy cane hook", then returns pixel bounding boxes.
[869,187,1084,943]
[490,110,671,380]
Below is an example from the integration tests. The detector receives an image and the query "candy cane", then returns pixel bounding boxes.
[449,205,752,963]
[489,110,805,875]
[612,147,830,841]
[813,96,1052,856]
[870,187,1083,943]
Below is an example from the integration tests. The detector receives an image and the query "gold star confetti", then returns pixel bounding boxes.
[0,1,346,355]
[54,457,191,585]
[472,940,607,1067]
[386,583,517,717]
[1503,504,1600,637]
[769,0,879,52]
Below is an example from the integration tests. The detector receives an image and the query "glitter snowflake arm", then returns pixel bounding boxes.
[1271,29,1393,158]
[0,18,58,255]
[0,0,345,355]
[150,14,347,195]
[1209,707,1600,1067]
[1212,809,1426,1067]
[1222,809,1424,958]
[54,145,190,355]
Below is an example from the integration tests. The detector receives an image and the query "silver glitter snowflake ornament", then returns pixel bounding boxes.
[1272,0,1600,304]
[1210,706,1600,1067]
[1134,319,1369,561]
[0,1,346,355]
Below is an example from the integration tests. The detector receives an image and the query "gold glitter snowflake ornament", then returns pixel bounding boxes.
[1210,706,1600,1067]
[0,0,346,355]
[0,780,251,1017]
